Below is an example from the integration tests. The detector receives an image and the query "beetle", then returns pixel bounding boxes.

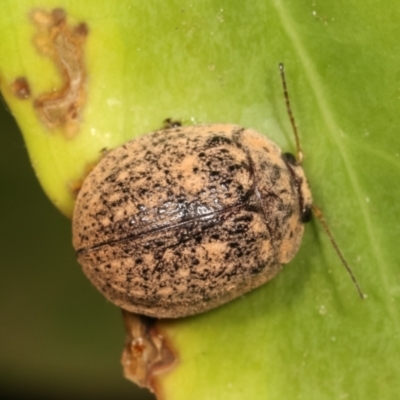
[72,64,362,319]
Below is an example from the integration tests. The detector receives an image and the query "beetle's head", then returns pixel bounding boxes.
[281,152,313,224]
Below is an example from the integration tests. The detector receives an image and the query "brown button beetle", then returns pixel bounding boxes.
[72,65,362,319]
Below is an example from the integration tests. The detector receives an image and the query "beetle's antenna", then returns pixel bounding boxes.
[279,64,363,299]
[279,63,303,164]
[312,204,364,299]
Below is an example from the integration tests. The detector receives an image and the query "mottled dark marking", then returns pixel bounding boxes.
[73,124,313,318]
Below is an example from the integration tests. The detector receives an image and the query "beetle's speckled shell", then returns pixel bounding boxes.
[73,124,312,318]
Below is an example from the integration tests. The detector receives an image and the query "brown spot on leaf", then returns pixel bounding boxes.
[69,178,85,200]
[121,310,177,394]
[30,8,88,137]
[68,148,108,198]
[10,77,31,100]
[162,118,182,129]
[74,22,89,37]
[69,161,96,198]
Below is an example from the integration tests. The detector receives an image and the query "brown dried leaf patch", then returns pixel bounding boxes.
[31,8,88,137]
[121,310,177,395]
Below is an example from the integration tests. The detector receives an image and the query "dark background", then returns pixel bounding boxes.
[0,100,154,399]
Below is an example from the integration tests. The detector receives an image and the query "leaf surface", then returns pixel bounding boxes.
[0,1,399,399]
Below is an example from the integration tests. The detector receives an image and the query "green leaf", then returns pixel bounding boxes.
[1,1,399,399]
